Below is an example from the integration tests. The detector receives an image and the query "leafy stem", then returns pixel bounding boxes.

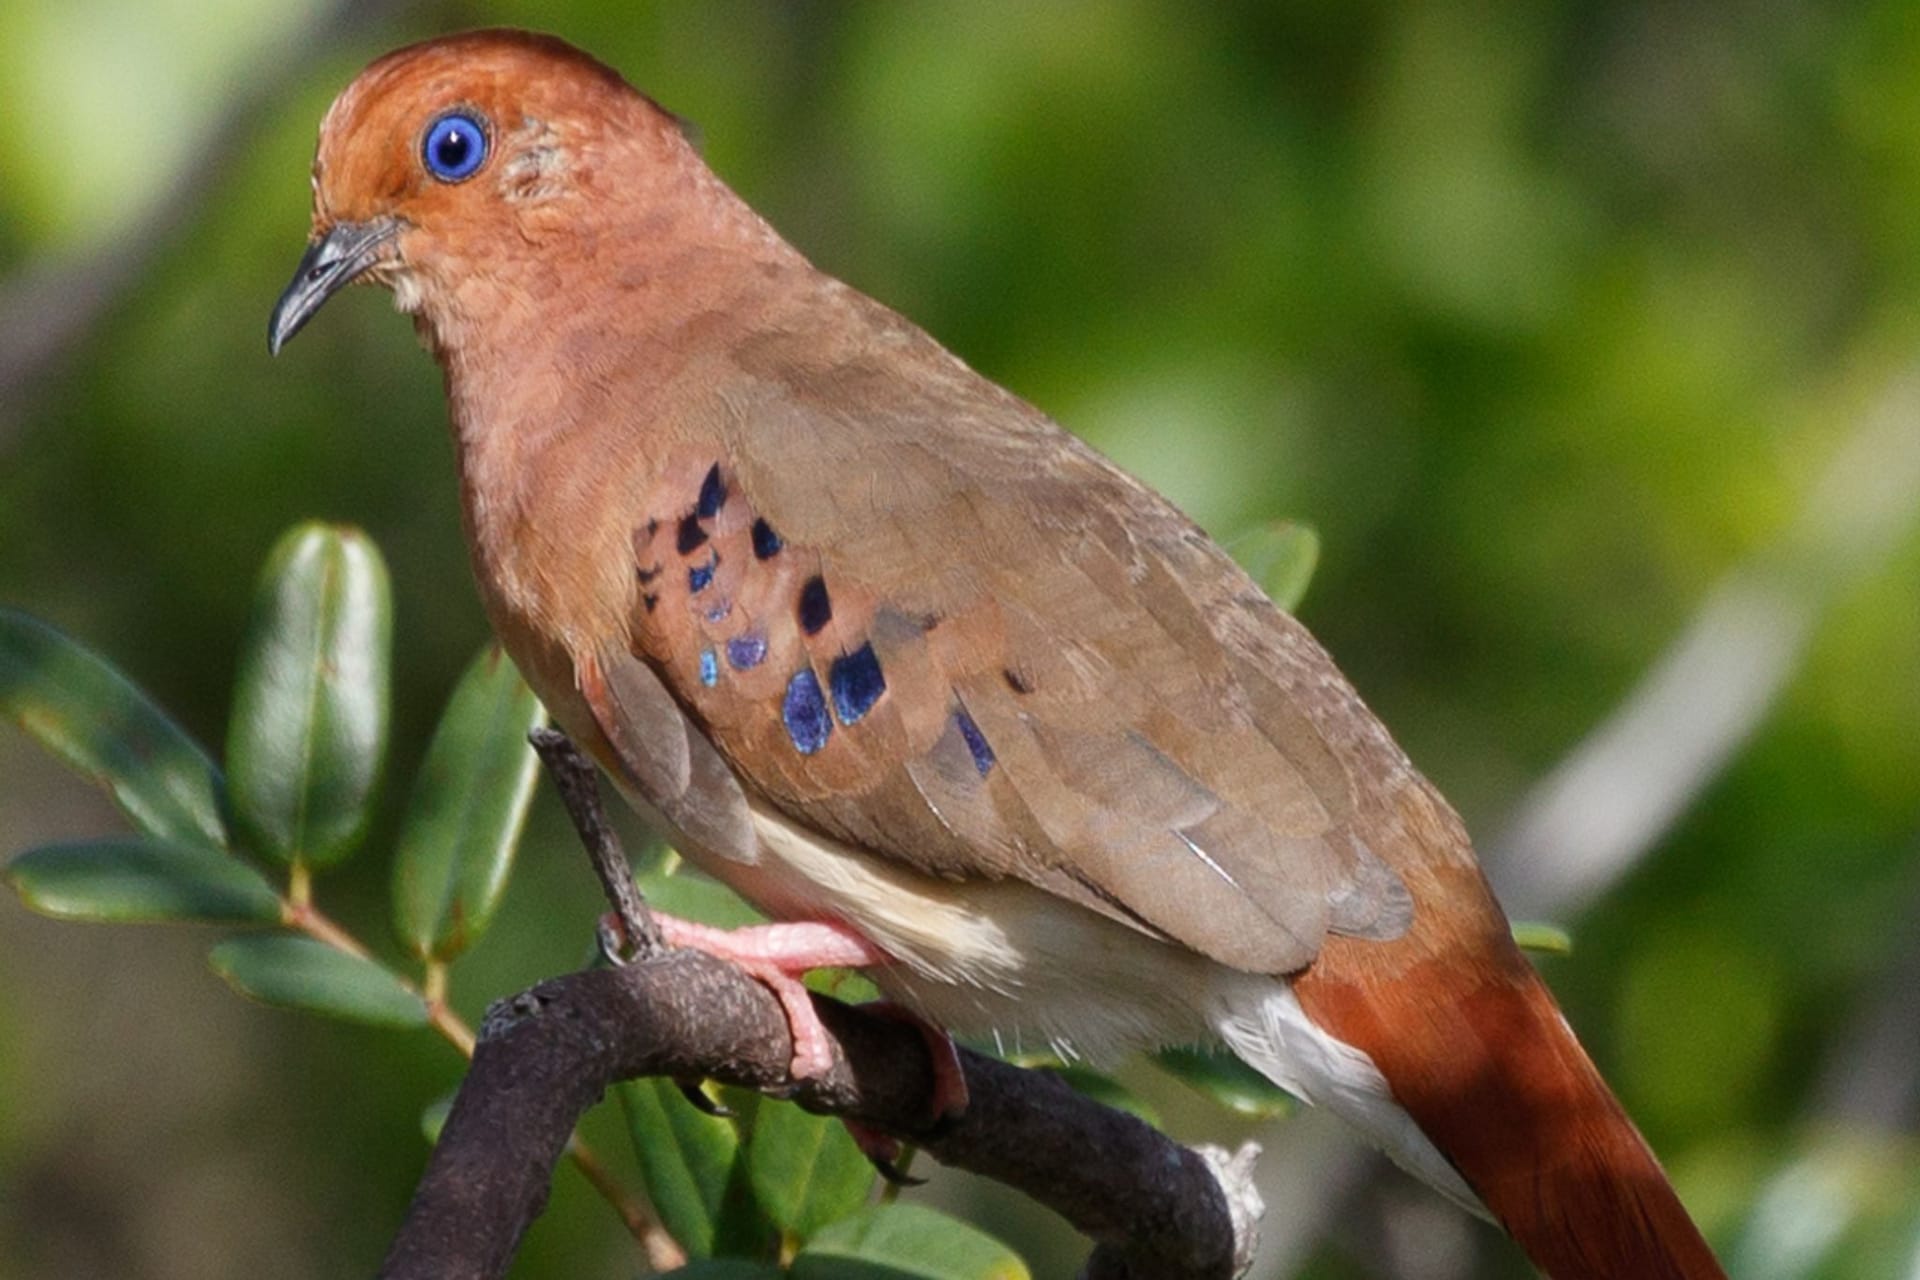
[282,883,671,1261]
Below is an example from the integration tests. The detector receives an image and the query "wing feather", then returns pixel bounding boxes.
[599,311,1411,975]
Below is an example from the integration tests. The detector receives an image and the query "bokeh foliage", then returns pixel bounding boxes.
[3,2,1918,1277]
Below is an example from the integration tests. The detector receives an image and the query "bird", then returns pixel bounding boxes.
[269,29,1726,1279]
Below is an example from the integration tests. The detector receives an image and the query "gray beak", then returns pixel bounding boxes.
[268,219,400,355]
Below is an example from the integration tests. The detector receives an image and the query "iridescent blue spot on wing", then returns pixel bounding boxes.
[752,518,783,560]
[696,464,726,519]
[798,575,832,635]
[677,513,708,554]
[782,668,831,754]
[698,649,719,687]
[828,643,886,725]
[954,709,996,776]
[727,632,767,670]
[689,554,717,594]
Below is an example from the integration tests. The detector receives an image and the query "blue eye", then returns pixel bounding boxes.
[422,112,487,182]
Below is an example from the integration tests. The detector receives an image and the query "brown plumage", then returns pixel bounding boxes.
[270,30,1726,1278]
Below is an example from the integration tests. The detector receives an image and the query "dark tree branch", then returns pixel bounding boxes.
[376,952,1248,1280]
[375,727,1255,1278]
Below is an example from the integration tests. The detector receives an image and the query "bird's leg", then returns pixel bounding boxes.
[630,915,969,1141]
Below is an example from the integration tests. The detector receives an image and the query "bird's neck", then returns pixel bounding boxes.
[424,179,815,683]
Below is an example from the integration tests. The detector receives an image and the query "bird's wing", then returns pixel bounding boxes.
[589,304,1411,976]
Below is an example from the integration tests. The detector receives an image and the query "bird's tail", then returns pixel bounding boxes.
[1281,932,1726,1280]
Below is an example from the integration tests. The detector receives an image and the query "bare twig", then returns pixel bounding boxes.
[528,727,662,958]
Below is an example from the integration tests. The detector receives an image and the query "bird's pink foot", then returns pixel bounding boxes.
[617,911,968,1134]
[649,912,892,1080]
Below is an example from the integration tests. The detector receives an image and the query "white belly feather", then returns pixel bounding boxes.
[687,799,1486,1216]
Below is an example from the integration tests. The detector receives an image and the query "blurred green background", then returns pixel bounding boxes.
[3,2,1918,1277]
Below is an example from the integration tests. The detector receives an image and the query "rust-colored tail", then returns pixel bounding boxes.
[1296,920,1725,1279]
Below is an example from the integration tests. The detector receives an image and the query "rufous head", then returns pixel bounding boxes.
[268,29,698,354]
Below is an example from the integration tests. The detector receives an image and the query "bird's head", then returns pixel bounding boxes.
[268,29,701,355]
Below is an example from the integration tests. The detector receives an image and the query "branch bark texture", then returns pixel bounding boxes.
[377,949,1242,1280]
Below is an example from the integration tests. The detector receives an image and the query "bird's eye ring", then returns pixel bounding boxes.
[422,112,489,182]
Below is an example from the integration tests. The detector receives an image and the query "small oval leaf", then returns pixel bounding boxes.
[209,934,427,1028]
[618,1079,773,1258]
[1234,520,1321,612]
[747,1100,877,1240]
[1512,921,1574,955]
[6,837,281,923]
[639,865,766,930]
[226,524,392,869]
[792,1204,1030,1280]
[1048,1065,1160,1126]
[804,968,880,1003]
[420,1093,454,1145]
[392,644,546,961]
[663,1262,787,1279]
[1155,1046,1297,1119]
[0,609,227,848]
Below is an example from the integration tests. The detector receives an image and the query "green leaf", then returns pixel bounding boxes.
[5,837,281,923]
[0,609,227,848]
[208,934,427,1028]
[1048,1065,1159,1126]
[1512,921,1574,955]
[664,1262,787,1279]
[1154,1046,1296,1119]
[617,1079,773,1259]
[226,524,392,869]
[640,864,766,930]
[420,1093,454,1145]
[1233,520,1321,612]
[991,1046,1065,1069]
[747,1099,876,1240]
[792,1205,1029,1280]
[391,644,545,961]
[805,968,881,1003]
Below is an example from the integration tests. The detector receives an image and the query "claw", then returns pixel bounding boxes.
[843,1118,926,1185]
[596,911,635,966]
[872,1154,927,1187]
